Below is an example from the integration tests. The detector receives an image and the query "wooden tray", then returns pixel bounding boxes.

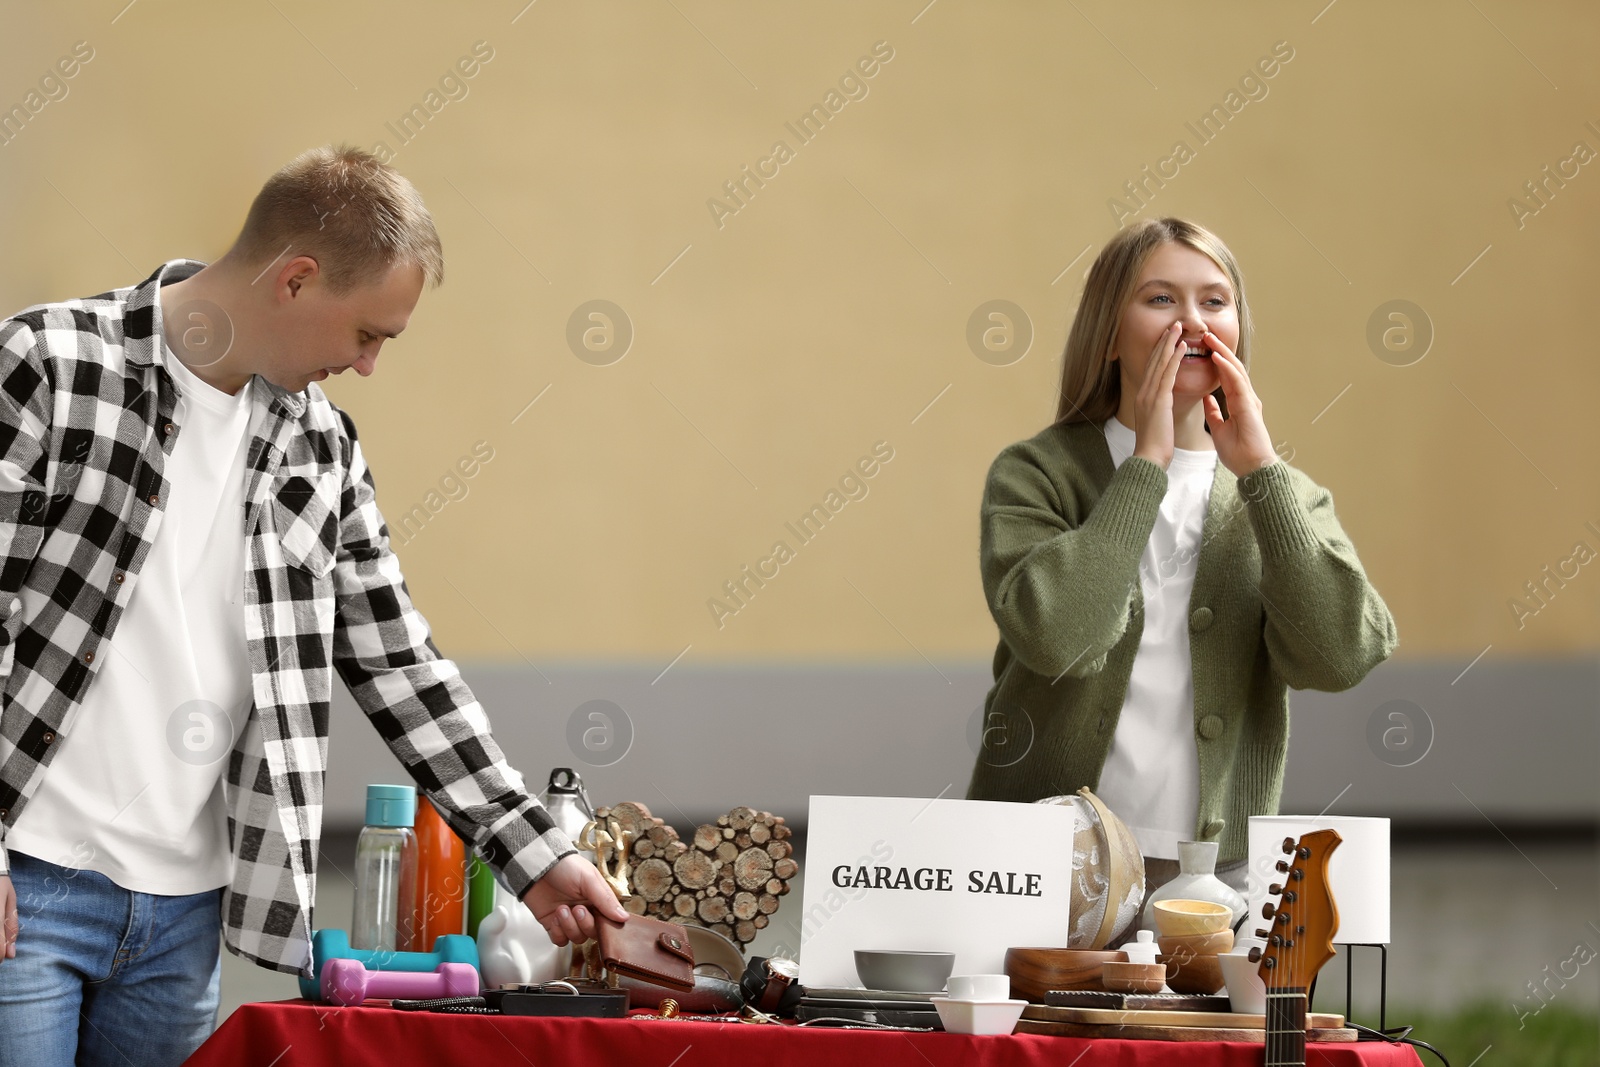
[1016,1018,1358,1042]
[1022,1004,1345,1029]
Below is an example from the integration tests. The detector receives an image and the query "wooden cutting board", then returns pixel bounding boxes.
[1016,1018,1359,1042]
[1021,1004,1345,1029]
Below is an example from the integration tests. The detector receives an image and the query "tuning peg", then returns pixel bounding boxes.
[1247,948,1262,963]
[1254,928,1271,939]
[1261,903,1276,920]
[1269,882,1283,895]
[1296,846,1311,859]
[1282,890,1297,903]
[1261,957,1276,970]
[1275,860,1290,874]
[1280,837,1295,854]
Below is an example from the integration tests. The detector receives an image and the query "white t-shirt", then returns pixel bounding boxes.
[10,347,266,894]
[1093,415,1218,860]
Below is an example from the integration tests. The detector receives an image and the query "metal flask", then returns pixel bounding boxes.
[537,767,597,850]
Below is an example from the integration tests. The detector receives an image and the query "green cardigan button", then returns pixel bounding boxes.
[1198,714,1224,739]
[1189,607,1214,632]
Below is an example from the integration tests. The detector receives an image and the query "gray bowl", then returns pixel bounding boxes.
[854,949,956,992]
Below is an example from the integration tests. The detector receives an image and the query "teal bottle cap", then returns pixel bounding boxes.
[365,784,417,828]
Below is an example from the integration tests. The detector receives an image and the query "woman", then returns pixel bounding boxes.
[965,217,1397,917]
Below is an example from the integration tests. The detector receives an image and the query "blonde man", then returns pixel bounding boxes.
[0,145,625,1066]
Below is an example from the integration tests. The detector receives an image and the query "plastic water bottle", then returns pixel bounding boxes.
[352,784,418,952]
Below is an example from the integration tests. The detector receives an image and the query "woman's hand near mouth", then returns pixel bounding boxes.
[1131,322,1187,469]
[1200,329,1280,476]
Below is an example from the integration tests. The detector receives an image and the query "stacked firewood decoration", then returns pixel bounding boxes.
[580,802,798,949]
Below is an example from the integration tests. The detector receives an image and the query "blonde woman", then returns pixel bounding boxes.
[966,217,1397,917]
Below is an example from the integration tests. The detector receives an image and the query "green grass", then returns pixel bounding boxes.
[1375,1002,1598,1067]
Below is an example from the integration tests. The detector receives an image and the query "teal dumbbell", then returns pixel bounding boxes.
[297,928,481,1000]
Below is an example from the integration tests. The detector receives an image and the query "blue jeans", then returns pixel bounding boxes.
[0,851,223,1067]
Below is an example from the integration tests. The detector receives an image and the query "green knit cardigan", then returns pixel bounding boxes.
[965,419,1398,863]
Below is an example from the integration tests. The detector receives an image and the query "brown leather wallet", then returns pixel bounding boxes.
[596,915,695,993]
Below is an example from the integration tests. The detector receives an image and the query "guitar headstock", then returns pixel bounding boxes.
[1251,828,1342,991]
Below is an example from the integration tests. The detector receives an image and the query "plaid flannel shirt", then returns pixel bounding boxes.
[0,260,575,975]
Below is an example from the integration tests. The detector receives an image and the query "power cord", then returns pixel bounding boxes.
[1351,1020,1451,1066]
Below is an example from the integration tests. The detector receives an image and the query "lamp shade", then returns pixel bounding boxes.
[1246,816,1390,945]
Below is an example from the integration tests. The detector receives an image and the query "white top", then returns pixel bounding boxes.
[9,347,266,894]
[1093,415,1217,860]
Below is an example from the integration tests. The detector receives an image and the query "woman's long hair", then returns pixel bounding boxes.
[1056,217,1254,425]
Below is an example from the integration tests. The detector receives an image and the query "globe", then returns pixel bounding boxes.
[1035,787,1145,949]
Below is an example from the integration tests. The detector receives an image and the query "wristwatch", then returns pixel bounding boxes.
[739,956,802,1016]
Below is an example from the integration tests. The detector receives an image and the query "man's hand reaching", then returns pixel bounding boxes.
[520,854,629,946]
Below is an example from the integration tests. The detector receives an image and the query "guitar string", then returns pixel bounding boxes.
[1283,835,1294,1066]
[1266,837,1283,1066]
[1286,835,1298,1065]
[1267,840,1275,1065]
[1282,835,1301,1066]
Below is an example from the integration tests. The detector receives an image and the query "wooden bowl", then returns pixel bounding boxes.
[1101,961,1167,993]
[1158,952,1225,995]
[1004,948,1126,1002]
[1158,929,1234,960]
[1152,899,1233,937]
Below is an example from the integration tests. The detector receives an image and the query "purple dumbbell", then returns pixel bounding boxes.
[321,958,480,1006]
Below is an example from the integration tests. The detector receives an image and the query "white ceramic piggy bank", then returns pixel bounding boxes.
[475,884,570,988]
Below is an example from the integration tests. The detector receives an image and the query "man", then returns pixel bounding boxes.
[0,145,626,1065]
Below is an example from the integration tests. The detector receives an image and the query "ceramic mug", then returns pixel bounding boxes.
[947,974,1011,1001]
[1218,952,1266,1014]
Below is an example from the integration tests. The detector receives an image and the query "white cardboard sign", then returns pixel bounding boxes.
[798,795,1076,988]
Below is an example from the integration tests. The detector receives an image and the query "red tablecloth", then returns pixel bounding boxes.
[187,1000,1425,1067]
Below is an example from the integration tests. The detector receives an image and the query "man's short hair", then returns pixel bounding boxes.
[230,144,444,294]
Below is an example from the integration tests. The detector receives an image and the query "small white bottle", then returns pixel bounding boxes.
[1122,929,1160,966]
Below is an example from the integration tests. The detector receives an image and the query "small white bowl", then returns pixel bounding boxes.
[947,974,1010,1001]
[930,996,1028,1036]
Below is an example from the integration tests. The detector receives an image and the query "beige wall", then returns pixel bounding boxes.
[3,1,1596,663]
